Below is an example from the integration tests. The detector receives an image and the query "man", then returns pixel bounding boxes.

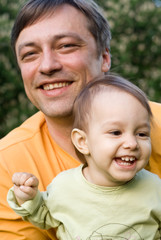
[0,0,160,239]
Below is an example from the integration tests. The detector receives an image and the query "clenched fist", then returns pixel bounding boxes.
[12,172,39,206]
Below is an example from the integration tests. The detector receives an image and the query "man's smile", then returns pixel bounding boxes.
[42,82,71,90]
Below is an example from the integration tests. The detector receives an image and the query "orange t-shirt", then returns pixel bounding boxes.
[0,111,79,240]
[0,101,161,240]
[147,101,161,176]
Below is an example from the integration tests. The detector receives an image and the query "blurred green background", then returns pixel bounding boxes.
[0,0,161,138]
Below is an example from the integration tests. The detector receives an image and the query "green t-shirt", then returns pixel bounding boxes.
[7,165,161,239]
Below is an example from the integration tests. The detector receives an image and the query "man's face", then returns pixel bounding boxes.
[15,4,110,119]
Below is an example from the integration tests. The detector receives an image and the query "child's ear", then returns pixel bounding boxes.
[71,128,89,155]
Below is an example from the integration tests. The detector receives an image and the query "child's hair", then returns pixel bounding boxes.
[73,74,152,132]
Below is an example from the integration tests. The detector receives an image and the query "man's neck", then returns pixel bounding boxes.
[45,115,80,160]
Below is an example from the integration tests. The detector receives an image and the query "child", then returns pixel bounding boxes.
[7,75,161,239]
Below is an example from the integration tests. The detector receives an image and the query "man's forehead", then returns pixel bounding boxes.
[29,3,87,25]
[18,4,89,35]
[16,6,92,43]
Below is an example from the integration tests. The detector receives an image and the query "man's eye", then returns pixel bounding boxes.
[62,43,78,49]
[21,52,36,60]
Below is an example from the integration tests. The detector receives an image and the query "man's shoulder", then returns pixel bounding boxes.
[149,101,161,136]
[0,111,46,151]
[150,101,161,121]
[150,100,161,109]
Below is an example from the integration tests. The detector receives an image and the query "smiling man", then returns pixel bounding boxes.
[0,0,161,240]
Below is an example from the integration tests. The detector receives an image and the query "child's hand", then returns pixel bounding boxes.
[12,172,39,206]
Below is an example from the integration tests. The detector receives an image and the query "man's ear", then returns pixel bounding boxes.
[101,48,111,73]
[71,128,89,155]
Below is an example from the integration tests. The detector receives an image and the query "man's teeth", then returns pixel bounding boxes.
[121,157,135,162]
[43,82,70,90]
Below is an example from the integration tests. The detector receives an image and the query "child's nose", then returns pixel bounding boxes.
[122,135,138,150]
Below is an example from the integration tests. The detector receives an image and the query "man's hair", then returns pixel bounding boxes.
[73,74,152,132]
[11,0,111,55]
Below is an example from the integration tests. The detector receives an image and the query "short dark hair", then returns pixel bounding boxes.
[11,0,111,55]
[73,74,152,132]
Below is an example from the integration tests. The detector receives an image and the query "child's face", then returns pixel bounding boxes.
[83,90,151,187]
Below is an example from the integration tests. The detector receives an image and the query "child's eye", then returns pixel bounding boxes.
[137,132,149,137]
[109,130,121,136]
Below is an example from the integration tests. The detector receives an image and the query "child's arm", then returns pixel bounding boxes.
[12,172,39,206]
[7,173,60,230]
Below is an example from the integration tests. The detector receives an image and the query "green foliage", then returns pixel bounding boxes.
[0,0,37,138]
[0,0,161,138]
[97,0,161,102]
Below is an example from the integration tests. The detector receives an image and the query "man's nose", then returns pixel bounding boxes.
[122,134,138,150]
[39,49,62,75]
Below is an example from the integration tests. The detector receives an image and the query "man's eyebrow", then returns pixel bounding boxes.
[18,42,36,56]
[53,32,84,42]
[17,32,85,56]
